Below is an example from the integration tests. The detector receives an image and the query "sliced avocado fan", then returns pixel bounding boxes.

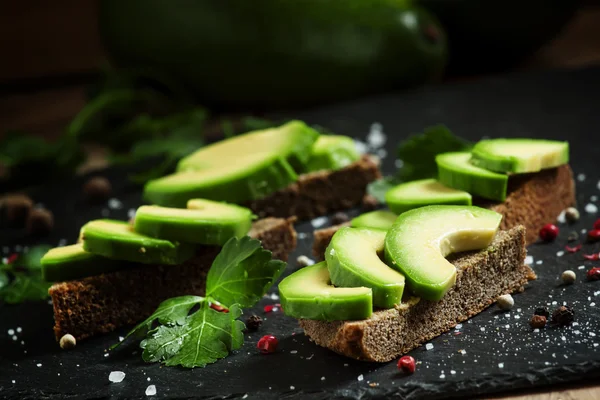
[385,178,471,214]
[304,135,360,172]
[350,210,397,231]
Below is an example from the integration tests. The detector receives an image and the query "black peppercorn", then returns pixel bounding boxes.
[551,305,574,326]
[534,307,550,319]
[1,194,33,227]
[83,177,112,203]
[26,208,54,236]
[361,195,379,211]
[331,212,350,225]
[529,315,547,329]
[245,315,263,332]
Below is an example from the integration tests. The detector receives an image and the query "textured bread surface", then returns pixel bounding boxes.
[312,164,575,258]
[49,217,297,341]
[300,226,534,362]
[247,155,381,220]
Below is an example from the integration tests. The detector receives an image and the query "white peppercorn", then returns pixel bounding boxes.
[561,270,576,284]
[496,294,514,310]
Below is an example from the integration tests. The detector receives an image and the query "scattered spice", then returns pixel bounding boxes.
[361,194,379,211]
[539,224,559,242]
[496,294,514,310]
[59,334,76,350]
[587,230,600,243]
[561,270,577,285]
[534,307,550,319]
[564,207,580,223]
[245,315,263,332]
[587,267,600,281]
[257,335,278,354]
[584,253,600,261]
[209,303,229,313]
[83,176,112,203]
[594,218,600,230]
[551,305,575,326]
[397,355,416,374]
[263,304,276,313]
[26,208,54,236]
[567,231,580,242]
[529,315,547,329]
[331,212,350,225]
[1,194,33,227]
[296,255,315,267]
[565,244,582,253]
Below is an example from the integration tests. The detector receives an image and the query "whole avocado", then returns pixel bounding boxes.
[98,0,447,109]
[416,0,579,73]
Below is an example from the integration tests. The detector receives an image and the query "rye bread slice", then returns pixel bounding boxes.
[247,155,382,220]
[49,217,297,341]
[300,225,534,362]
[312,164,575,258]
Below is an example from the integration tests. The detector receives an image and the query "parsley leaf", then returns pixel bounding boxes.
[367,176,401,204]
[397,125,473,182]
[141,301,244,368]
[0,245,52,304]
[206,236,286,308]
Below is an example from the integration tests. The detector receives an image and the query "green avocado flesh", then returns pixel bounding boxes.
[304,135,360,172]
[384,205,502,301]
[81,219,195,265]
[385,178,472,214]
[350,210,397,231]
[279,262,373,321]
[470,138,569,173]
[134,200,253,246]
[326,227,405,308]
[41,243,127,282]
[178,120,319,172]
[143,120,319,207]
[436,152,508,201]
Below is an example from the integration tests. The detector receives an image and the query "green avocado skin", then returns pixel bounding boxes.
[98,0,448,108]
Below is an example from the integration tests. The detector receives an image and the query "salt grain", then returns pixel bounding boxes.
[36,363,42,367]
[242,395,248,399]
[498,363,504,368]
[321,376,326,381]
[450,370,456,375]
[525,256,533,265]
[440,374,446,379]
[310,216,328,228]
[556,251,565,257]
[16,327,22,333]
[426,343,434,350]
[357,374,364,381]
[145,384,156,396]
[536,260,543,265]
[296,255,315,267]
[108,198,123,210]
[577,173,586,182]
[290,386,295,390]
[556,210,566,223]
[585,203,598,214]
[354,140,369,154]
[592,195,598,202]
[290,350,298,354]
[395,159,404,168]
[109,371,126,383]
[8,329,14,335]
[590,332,597,337]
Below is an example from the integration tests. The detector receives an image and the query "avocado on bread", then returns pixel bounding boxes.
[350,210,397,231]
[385,178,472,214]
[42,243,127,282]
[305,135,361,172]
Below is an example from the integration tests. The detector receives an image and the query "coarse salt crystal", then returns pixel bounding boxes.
[426,343,434,350]
[590,332,597,337]
[579,265,586,270]
[7,329,14,335]
[577,173,586,182]
[128,208,136,219]
[16,327,22,333]
[592,195,598,202]
[296,255,315,267]
[556,251,565,257]
[536,260,543,265]
[311,216,328,228]
[439,374,446,379]
[556,210,566,223]
[367,128,386,149]
[242,395,248,400]
[455,324,462,330]
[290,386,295,390]
[145,384,156,396]
[585,203,598,214]
[36,363,42,367]
[450,370,456,375]
[321,376,326,381]
[290,350,298,354]
[108,198,123,210]
[354,140,369,154]
[498,363,504,368]
[109,371,126,383]
[459,349,466,355]
[525,256,533,265]
[357,374,364,381]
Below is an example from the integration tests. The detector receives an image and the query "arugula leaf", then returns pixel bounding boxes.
[140,302,244,368]
[206,236,286,308]
[397,125,473,182]
[0,245,52,304]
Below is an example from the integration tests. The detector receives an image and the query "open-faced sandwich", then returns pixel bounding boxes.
[41,121,382,343]
[284,138,573,361]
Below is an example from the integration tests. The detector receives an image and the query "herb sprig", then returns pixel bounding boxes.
[0,245,52,304]
[113,236,286,368]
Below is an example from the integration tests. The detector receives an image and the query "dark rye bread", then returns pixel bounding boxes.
[247,155,382,220]
[312,164,575,258]
[49,217,297,341]
[300,225,535,362]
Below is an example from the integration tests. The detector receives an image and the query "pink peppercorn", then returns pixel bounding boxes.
[539,224,559,242]
[209,303,228,313]
[588,230,600,243]
[397,355,416,374]
[257,335,278,354]
[593,219,600,230]
[587,267,600,281]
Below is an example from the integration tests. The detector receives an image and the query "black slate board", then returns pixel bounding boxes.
[2,66,600,400]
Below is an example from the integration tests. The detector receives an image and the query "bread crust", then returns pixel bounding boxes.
[300,226,534,362]
[49,217,297,341]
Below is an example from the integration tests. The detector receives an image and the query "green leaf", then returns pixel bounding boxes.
[0,271,10,290]
[0,273,51,304]
[112,295,204,350]
[206,236,286,308]
[366,176,400,204]
[140,301,245,368]
[14,245,52,271]
[396,125,473,182]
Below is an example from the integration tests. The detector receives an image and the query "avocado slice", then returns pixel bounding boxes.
[470,138,569,173]
[81,219,195,265]
[305,135,360,172]
[385,205,502,301]
[134,200,253,246]
[279,261,372,321]
[144,155,297,207]
[350,210,397,231]
[436,152,508,201]
[385,178,472,214]
[41,243,128,282]
[326,227,405,308]
[177,120,319,172]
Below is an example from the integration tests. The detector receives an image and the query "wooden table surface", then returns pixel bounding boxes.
[1,4,600,400]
